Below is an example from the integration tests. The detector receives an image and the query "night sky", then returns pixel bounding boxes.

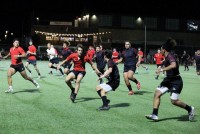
[0,0,199,40]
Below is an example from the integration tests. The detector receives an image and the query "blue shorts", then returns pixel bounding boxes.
[27,59,37,65]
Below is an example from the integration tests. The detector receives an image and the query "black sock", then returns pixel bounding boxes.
[97,90,101,97]
[38,73,41,76]
[71,87,75,93]
[51,66,57,69]
[127,84,132,91]
[185,105,191,112]
[152,108,158,116]
[59,68,64,75]
[101,96,108,106]
[156,75,159,79]
[29,70,31,73]
[130,79,138,84]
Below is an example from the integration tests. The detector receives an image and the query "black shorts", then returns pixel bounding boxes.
[49,58,59,64]
[27,59,37,65]
[72,70,86,79]
[124,64,136,73]
[107,81,119,91]
[10,63,25,72]
[160,76,183,94]
[62,62,72,69]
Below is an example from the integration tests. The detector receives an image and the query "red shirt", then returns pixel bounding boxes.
[138,50,144,61]
[66,53,92,71]
[10,46,25,65]
[87,49,95,60]
[112,51,119,62]
[27,45,36,60]
[154,53,165,65]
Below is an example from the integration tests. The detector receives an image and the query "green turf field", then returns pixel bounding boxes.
[0,60,199,134]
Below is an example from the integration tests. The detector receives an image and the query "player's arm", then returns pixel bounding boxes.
[157,61,176,73]
[89,61,101,75]
[98,67,112,80]
[3,52,11,59]
[57,54,72,69]
[116,57,123,63]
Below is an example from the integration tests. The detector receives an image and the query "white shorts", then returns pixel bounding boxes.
[99,83,112,92]
[156,86,180,100]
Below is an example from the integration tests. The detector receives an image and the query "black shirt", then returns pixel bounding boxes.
[122,48,137,66]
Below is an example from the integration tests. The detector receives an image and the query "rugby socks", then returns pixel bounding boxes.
[130,79,138,84]
[127,84,132,91]
[59,68,64,75]
[50,66,57,69]
[152,108,158,116]
[101,96,108,106]
[97,90,101,97]
[185,105,192,112]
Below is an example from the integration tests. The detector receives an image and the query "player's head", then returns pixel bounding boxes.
[96,45,100,52]
[157,49,161,53]
[138,47,141,51]
[104,49,112,60]
[125,41,131,49]
[161,37,177,53]
[113,48,116,52]
[13,38,19,47]
[77,44,84,56]
[63,41,70,48]
[47,43,51,49]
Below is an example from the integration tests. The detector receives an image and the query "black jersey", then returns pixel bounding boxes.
[122,47,137,66]
[164,53,180,78]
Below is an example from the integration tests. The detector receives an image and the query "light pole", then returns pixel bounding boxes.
[136,17,147,63]
[144,25,147,63]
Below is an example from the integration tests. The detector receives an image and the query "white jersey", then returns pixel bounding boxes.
[46,48,57,60]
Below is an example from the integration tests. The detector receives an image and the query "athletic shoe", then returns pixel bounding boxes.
[189,106,195,121]
[97,105,110,111]
[128,90,134,95]
[146,67,148,71]
[70,93,76,103]
[5,87,14,93]
[33,80,40,89]
[136,82,141,90]
[29,72,32,77]
[37,75,41,79]
[145,114,158,121]
[48,71,53,75]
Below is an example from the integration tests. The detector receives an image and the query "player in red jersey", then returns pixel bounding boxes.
[86,45,95,60]
[25,40,41,79]
[112,48,120,63]
[135,48,148,74]
[154,49,165,79]
[3,38,39,93]
[57,44,100,103]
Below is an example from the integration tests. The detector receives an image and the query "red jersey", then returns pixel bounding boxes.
[10,46,25,65]
[112,51,119,63]
[87,49,95,60]
[138,50,144,61]
[154,53,165,65]
[66,53,92,71]
[27,45,36,60]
